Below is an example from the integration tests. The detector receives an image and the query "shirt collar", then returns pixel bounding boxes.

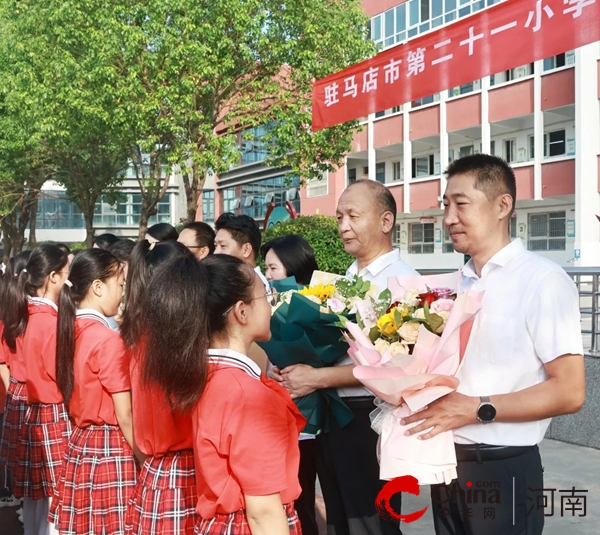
[28,296,58,312]
[76,309,111,329]
[207,348,261,380]
[346,249,400,278]
[461,239,526,281]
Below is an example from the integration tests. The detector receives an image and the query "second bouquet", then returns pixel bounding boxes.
[342,272,483,485]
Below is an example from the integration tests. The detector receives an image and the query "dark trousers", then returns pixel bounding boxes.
[317,397,401,535]
[430,445,545,535]
[296,439,320,535]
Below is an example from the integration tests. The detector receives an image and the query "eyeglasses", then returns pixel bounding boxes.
[222,289,280,317]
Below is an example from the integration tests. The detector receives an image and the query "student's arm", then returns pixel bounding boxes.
[402,353,585,439]
[245,493,290,535]
[280,364,361,398]
[112,391,147,466]
[0,364,9,391]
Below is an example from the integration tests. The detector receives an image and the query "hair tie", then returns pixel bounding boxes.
[149,242,156,251]
[21,268,27,274]
[64,280,73,288]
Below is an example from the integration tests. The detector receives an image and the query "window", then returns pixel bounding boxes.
[411,155,435,178]
[506,64,534,81]
[36,191,85,230]
[94,193,171,227]
[348,168,357,185]
[543,52,575,71]
[393,162,402,182]
[510,215,517,239]
[392,224,402,247]
[528,211,566,251]
[545,130,566,157]
[459,145,474,158]
[223,188,239,213]
[442,227,454,253]
[392,105,402,113]
[202,190,215,223]
[375,110,386,118]
[490,140,496,156]
[409,223,435,254]
[240,124,272,166]
[306,172,329,197]
[412,94,438,107]
[529,135,535,160]
[504,139,516,163]
[376,163,386,184]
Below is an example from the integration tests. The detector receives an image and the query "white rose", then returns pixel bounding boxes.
[434,310,451,334]
[304,294,323,305]
[374,339,391,354]
[398,321,421,343]
[412,308,426,320]
[388,341,410,356]
[402,289,421,307]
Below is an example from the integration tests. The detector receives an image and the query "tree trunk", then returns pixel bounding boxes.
[84,209,95,248]
[1,219,12,263]
[138,207,150,241]
[183,166,206,223]
[29,197,38,244]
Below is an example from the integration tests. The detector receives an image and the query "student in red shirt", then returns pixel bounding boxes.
[2,245,69,534]
[120,240,200,535]
[142,254,305,535]
[52,248,145,535]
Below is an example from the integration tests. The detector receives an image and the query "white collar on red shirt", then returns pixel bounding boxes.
[28,296,58,311]
[207,348,261,380]
[76,308,111,329]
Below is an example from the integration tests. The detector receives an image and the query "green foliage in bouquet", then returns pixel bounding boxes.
[261,215,352,275]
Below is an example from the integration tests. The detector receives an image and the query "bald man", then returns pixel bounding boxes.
[273,180,417,535]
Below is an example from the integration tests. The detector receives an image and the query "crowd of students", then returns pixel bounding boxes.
[0,217,319,535]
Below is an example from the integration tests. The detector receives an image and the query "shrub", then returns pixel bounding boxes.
[261,215,352,275]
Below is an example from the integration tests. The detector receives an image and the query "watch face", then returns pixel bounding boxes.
[478,403,497,423]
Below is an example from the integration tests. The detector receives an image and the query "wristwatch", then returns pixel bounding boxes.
[477,396,497,424]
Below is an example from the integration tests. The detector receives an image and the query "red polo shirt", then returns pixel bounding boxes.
[68,310,130,427]
[129,344,194,456]
[192,349,305,519]
[22,299,63,404]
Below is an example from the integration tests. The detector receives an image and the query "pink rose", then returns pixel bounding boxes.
[327,298,346,314]
[430,298,454,313]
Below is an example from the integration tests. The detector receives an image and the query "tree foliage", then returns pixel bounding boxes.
[261,215,352,275]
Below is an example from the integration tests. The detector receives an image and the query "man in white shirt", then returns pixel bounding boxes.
[278,179,417,535]
[402,154,585,535]
[214,212,269,289]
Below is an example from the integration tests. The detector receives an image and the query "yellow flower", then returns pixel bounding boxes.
[299,284,336,303]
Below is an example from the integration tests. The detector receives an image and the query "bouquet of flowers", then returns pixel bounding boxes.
[342,272,483,485]
[258,272,372,435]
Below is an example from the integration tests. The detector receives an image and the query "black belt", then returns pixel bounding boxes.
[455,444,535,463]
[340,396,375,410]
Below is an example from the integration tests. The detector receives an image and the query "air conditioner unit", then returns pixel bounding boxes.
[241,141,253,152]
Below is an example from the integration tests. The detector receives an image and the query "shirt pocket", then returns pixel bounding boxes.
[477,313,518,364]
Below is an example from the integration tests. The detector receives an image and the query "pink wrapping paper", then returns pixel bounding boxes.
[344,273,483,485]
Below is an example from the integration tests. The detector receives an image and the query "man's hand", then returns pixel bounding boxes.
[280,364,322,399]
[400,392,480,440]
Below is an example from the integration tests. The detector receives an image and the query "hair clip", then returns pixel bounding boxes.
[21,268,28,274]
[64,280,73,288]
[149,241,156,251]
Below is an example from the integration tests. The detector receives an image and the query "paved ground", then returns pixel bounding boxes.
[1,439,597,535]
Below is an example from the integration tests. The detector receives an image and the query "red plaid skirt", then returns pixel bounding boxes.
[12,402,71,500]
[52,424,138,535]
[194,503,301,535]
[125,449,198,535]
[0,378,28,473]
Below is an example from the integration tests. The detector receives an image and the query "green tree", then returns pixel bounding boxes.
[117,0,374,223]
[261,215,352,275]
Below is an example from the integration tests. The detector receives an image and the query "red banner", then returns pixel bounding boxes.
[312,0,600,131]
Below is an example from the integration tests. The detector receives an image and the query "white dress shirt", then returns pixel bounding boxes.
[454,239,584,446]
[337,249,419,398]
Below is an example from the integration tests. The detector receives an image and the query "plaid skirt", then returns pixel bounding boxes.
[12,402,71,500]
[125,449,198,535]
[194,503,301,535]
[0,378,28,474]
[52,424,138,535]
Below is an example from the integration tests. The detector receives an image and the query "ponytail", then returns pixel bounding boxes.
[3,245,67,351]
[56,280,77,405]
[120,240,192,348]
[55,248,121,406]
[142,256,210,412]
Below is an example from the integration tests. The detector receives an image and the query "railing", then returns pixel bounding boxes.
[565,268,600,357]
[419,266,600,356]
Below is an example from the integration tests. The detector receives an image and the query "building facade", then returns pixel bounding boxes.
[201,0,600,270]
